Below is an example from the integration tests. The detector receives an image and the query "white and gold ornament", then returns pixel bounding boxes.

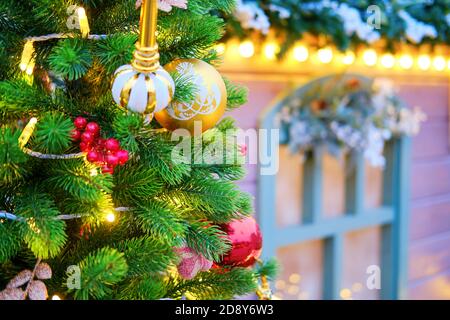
[112,0,174,117]
[155,58,227,133]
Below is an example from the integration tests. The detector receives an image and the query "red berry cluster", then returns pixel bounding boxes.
[72,117,129,174]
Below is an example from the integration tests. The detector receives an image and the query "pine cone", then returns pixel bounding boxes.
[6,269,33,289]
[28,280,48,300]
[35,263,52,280]
[0,288,26,300]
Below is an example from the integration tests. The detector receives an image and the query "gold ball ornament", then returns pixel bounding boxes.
[155,59,227,133]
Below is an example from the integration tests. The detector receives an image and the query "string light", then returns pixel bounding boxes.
[52,295,62,300]
[399,54,413,69]
[288,273,301,284]
[215,43,226,55]
[77,7,90,37]
[20,41,35,74]
[264,42,279,60]
[105,212,116,223]
[417,55,431,71]
[287,285,299,295]
[433,56,446,71]
[363,49,377,66]
[293,45,309,62]
[380,53,395,69]
[340,288,352,300]
[352,282,363,292]
[317,47,333,64]
[18,117,38,148]
[239,40,255,58]
[275,280,286,290]
[342,51,355,65]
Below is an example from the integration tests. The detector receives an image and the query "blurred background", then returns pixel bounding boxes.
[219,1,450,300]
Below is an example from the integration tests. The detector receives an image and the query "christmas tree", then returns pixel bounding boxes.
[0,0,276,300]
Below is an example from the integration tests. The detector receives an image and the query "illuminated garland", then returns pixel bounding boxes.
[220,0,450,70]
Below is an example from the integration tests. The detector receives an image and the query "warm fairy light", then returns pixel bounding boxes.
[215,43,226,55]
[342,51,355,65]
[52,295,61,300]
[89,168,98,177]
[288,273,301,284]
[18,117,38,148]
[293,45,309,62]
[433,56,446,71]
[26,61,35,75]
[380,53,395,69]
[20,41,35,73]
[239,40,255,58]
[340,288,352,299]
[275,280,286,290]
[264,42,279,60]
[399,54,413,69]
[77,7,90,37]
[287,285,299,295]
[417,55,431,70]
[352,282,363,292]
[105,212,116,223]
[362,49,377,66]
[29,117,38,125]
[317,47,333,64]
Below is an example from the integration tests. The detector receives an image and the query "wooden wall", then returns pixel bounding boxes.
[221,68,450,299]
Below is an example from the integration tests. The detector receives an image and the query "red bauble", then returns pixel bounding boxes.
[116,150,129,165]
[85,122,100,136]
[218,216,263,268]
[74,117,88,130]
[71,129,82,141]
[105,138,120,152]
[81,131,95,144]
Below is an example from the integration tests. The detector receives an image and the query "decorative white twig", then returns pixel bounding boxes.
[23,148,85,160]
[24,33,107,43]
[0,208,130,222]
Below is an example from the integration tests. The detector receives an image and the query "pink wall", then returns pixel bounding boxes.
[222,70,450,300]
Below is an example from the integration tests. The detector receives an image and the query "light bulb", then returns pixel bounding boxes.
[20,41,35,73]
[106,212,116,223]
[52,295,61,300]
[363,49,377,66]
[433,56,446,71]
[417,55,431,70]
[340,288,352,300]
[342,51,355,65]
[264,42,279,60]
[399,54,413,69]
[77,7,90,37]
[215,43,226,55]
[380,53,395,69]
[317,47,333,64]
[293,45,309,62]
[239,40,255,58]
